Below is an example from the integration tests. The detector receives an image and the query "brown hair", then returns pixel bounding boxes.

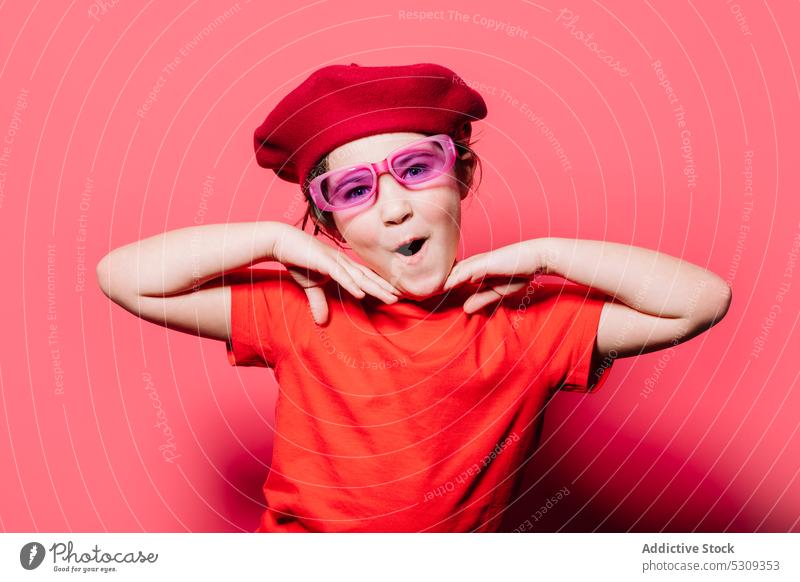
[297,124,484,248]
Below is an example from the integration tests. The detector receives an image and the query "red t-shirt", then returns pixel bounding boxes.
[225,267,613,532]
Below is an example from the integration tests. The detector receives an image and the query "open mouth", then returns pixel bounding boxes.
[394,237,428,257]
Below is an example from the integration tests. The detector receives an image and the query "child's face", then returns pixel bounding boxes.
[327,132,465,300]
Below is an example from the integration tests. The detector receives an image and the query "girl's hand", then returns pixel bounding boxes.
[443,239,551,314]
[270,224,401,325]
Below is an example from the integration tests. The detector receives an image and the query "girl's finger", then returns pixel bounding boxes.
[304,285,329,325]
[324,260,365,300]
[445,254,493,290]
[490,278,529,296]
[465,255,492,284]
[351,262,401,297]
[341,261,397,304]
[318,251,388,303]
[444,259,470,290]
[463,278,528,314]
[463,288,503,314]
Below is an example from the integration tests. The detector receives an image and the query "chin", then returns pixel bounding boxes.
[395,272,448,301]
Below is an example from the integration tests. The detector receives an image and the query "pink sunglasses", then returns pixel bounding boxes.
[308,134,458,212]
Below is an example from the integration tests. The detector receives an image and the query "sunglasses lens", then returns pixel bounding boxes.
[391,139,450,185]
[315,137,453,210]
[320,167,374,207]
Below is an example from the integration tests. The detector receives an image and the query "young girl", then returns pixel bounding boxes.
[96,62,732,533]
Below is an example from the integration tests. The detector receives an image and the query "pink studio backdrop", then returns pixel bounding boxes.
[1,0,798,533]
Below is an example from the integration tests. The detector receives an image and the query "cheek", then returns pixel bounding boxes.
[423,189,462,234]
[333,213,379,251]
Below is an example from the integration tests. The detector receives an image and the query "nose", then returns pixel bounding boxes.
[377,172,413,226]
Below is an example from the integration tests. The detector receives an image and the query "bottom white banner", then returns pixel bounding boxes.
[1,533,798,581]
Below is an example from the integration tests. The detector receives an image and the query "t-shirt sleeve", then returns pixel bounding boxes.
[224,267,296,368]
[515,281,614,394]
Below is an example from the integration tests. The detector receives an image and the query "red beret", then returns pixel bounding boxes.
[253,62,488,186]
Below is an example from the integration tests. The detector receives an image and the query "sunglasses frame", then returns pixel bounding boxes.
[307,134,458,212]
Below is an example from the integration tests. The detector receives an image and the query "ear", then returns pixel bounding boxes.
[457,149,476,200]
[458,121,473,142]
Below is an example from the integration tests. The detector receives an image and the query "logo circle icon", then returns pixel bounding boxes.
[20,542,46,570]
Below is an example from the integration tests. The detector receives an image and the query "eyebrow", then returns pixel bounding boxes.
[327,139,435,182]
[331,171,370,190]
[394,151,436,163]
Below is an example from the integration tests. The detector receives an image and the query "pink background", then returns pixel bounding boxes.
[1,0,798,532]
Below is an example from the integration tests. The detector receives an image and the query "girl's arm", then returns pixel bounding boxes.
[541,238,732,359]
[96,220,400,337]
[95,222,286,341]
